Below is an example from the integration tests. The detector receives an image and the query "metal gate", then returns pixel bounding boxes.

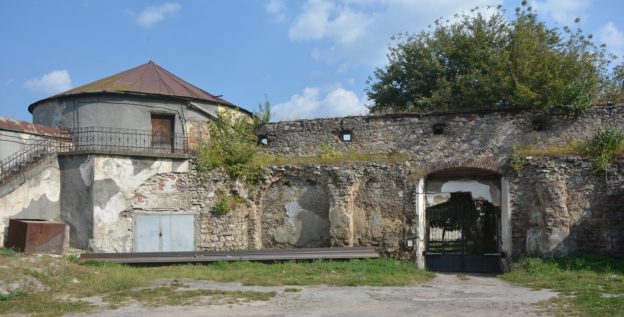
[135,214,195,252]
[425,192,501,273]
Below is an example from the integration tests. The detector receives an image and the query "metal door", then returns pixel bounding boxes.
[424,192,501,273]
[135,215,195,252]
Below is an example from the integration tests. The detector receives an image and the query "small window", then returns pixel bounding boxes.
[340,131,352,142]
[258,135,269,145]
[532,118,547,131]
[432,123,446,135]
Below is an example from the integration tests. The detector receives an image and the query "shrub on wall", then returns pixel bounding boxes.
[197,111,260,180]
[212,195,232,216]
[584,127,624,171]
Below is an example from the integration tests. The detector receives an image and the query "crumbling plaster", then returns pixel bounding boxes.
[89,155,189,252]
[0,156,61,246]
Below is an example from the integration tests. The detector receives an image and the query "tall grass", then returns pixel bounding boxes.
[501,253,624,317]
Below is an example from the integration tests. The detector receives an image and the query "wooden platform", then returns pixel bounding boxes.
[79,247,380,264]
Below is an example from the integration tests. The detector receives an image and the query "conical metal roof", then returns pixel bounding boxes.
[29,61,239,112]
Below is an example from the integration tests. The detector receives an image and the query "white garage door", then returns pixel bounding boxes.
[135,214,195,252]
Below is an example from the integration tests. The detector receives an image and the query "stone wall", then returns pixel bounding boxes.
[3,105,623,263]
[508,156,624,258]
[259,106,624,162]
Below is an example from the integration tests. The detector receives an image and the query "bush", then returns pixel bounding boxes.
[197,111,259,179]
[212,196,231,216]
[584,127,624,171]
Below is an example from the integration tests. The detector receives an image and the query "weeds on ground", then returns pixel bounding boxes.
[500,253,624,317]
[0,255,432,317]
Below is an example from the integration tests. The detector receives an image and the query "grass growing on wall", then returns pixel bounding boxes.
[500,253,624,317]
[197,112,408,182]
[0,252,432,317]
[511,127,624,172]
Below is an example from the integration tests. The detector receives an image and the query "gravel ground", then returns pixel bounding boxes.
[81,273,557,317]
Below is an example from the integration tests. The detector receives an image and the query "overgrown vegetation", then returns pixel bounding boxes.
[212,195,232,215]
[197,109,407,182]
[0,253,432,316]
[583,126,624,171]
[0,247,18,257]
[501,253,624,317]
[510,127,624,172]
[211,192,247,216]
[367,2,620,116]
[197,111,260,180]
[510,142,529,173]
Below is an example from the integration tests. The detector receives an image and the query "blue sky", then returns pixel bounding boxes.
[1,0,623,122]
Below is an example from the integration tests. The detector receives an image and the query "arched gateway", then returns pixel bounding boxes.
[424,168,504,273]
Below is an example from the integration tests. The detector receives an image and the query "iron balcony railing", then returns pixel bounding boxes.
[0,126,188,184]
[68,127,187,155]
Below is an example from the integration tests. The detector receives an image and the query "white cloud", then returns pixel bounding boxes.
[272,86,368,121]
[266,0,287,21]
[283,0,501,66]
[137,2,181,28]
[599,22,624,58]
[531,0,591,25]
[23,70,72,94]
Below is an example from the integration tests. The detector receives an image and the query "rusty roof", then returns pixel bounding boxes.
[28,61,242,113]
[0,116,64,137]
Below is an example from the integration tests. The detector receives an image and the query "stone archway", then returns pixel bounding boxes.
[260,176,331,248]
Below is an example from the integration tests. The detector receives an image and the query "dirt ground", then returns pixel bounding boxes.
[78,273,557,317]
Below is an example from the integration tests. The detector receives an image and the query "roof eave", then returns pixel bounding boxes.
[28,91,252,116]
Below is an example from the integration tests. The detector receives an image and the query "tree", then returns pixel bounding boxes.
[366,4,611,116]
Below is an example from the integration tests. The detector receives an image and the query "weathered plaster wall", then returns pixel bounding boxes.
[89,155,189,252]
[0,156,61,245]
[0,130,45,162]
[261,177,331,248]
[58,155,94,248]
[31,94,218,133]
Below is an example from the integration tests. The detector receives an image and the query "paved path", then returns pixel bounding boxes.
[86,274,557,317]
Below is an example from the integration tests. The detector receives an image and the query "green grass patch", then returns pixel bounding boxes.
[256,150,407,166]
[0,255,431,316]
[0,247,19,257]
[500,253,624,317]
[283,287,302,293]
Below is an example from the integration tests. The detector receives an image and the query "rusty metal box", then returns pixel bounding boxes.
[6,219,67,254]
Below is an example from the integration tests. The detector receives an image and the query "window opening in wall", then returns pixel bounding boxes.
[340,131,352,142]
[433,123,446,135]
[532,118,546,131]
[258,135,269,145]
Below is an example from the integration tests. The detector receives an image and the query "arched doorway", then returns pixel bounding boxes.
[424,168,502,273]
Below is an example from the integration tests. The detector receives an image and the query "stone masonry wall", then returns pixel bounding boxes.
[508,156,624,258]
[259,106,624,164]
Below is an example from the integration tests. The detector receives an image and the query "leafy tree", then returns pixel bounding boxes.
[600,63,624,104]
[366,4,611,116]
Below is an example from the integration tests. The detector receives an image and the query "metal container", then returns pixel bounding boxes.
[6,219,67,254]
